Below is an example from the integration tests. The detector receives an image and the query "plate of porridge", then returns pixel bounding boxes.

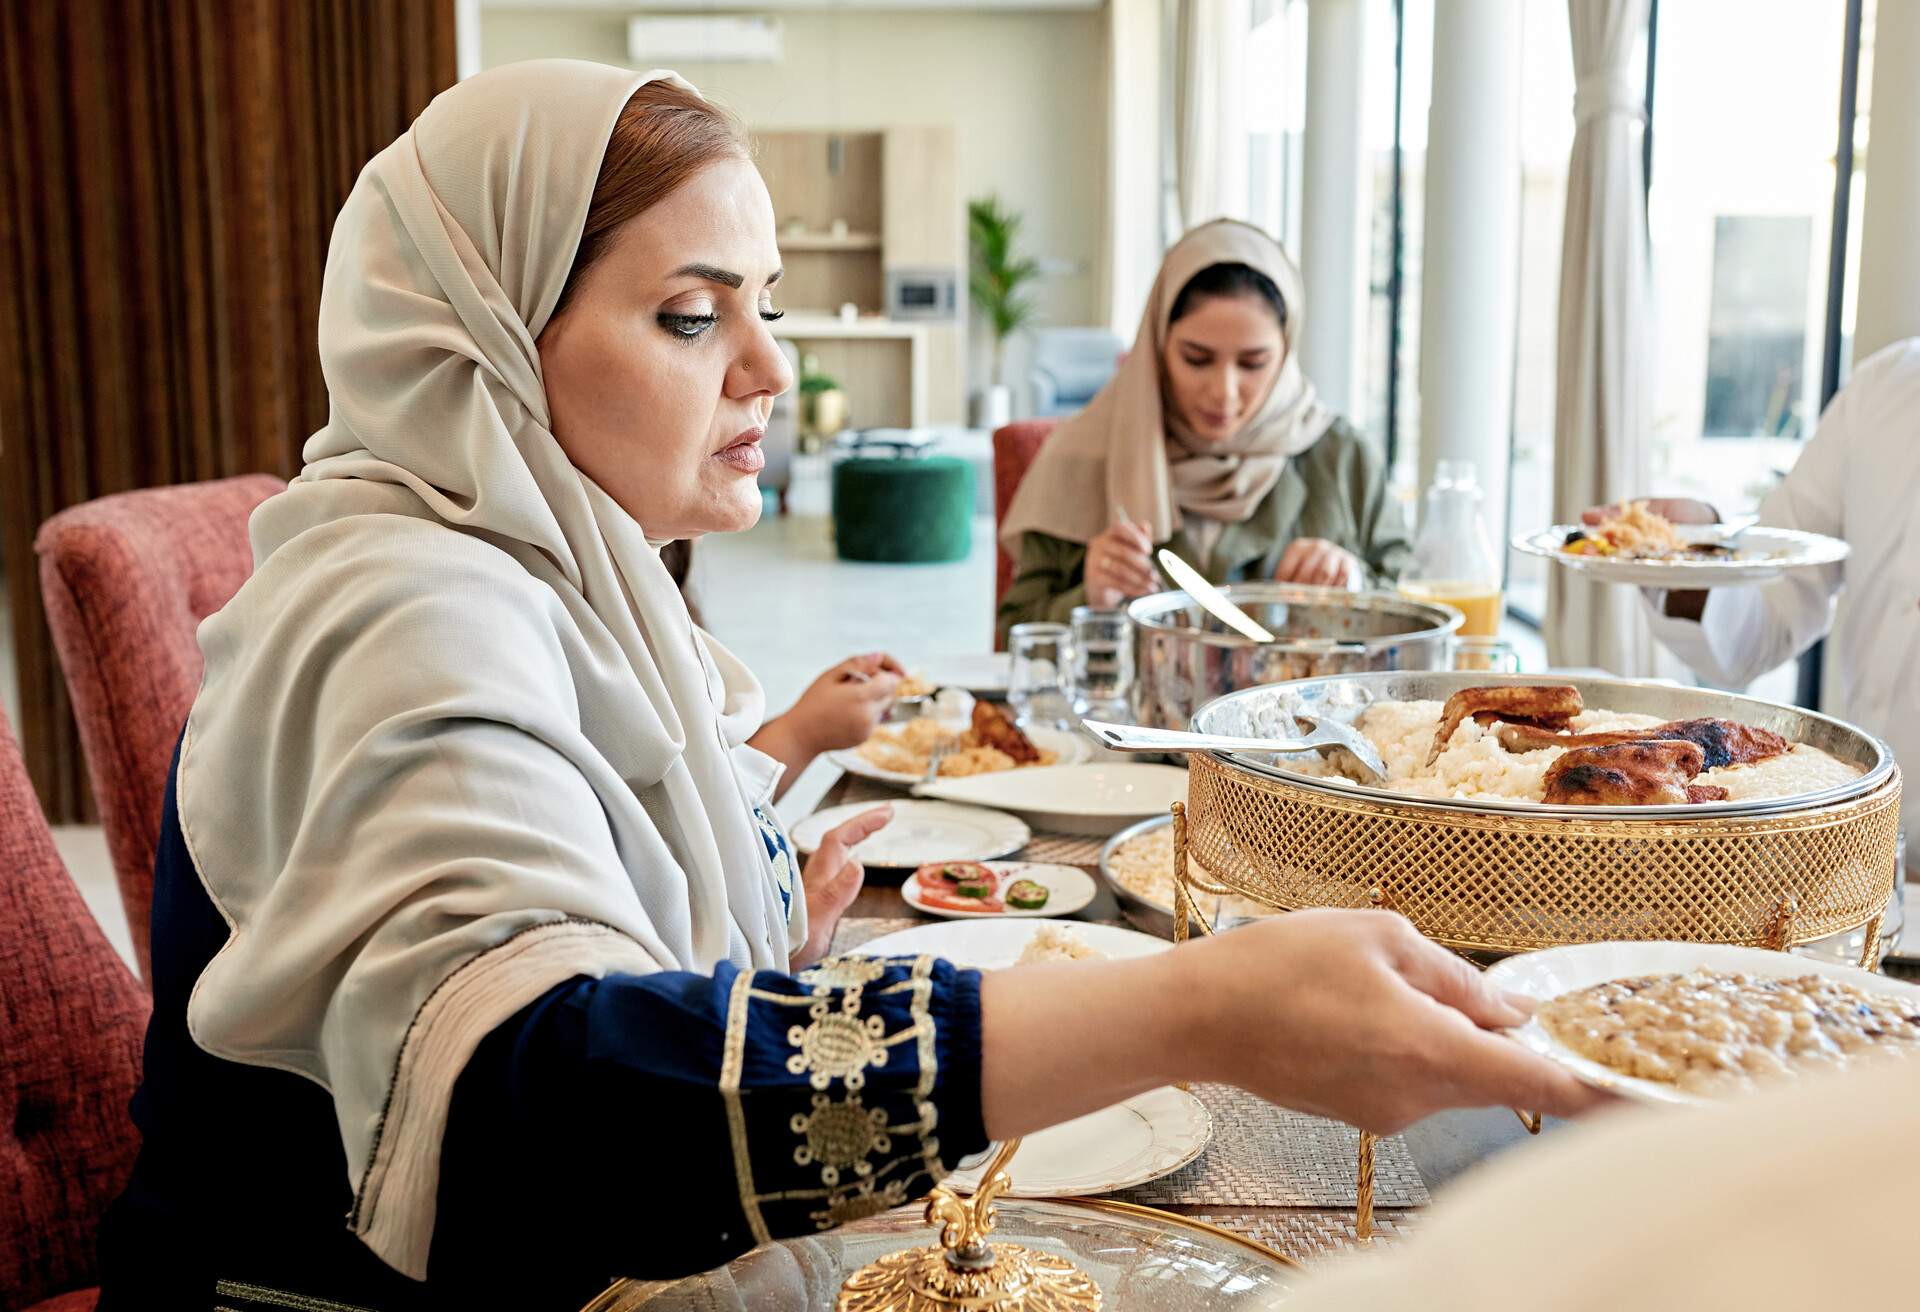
[1487,941,1920,1106]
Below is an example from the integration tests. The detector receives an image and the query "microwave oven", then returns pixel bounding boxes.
[885,267,959,321]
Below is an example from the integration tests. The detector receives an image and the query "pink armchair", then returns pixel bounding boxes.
[35,475,284,977]
[991,420,1060,639]
[0,706,150,1312]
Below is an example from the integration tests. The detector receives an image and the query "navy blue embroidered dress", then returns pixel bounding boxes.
[98,742,988,1311]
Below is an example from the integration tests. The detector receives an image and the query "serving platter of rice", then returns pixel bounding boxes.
[1289,698,1863,806]
[1191,671,1893,821]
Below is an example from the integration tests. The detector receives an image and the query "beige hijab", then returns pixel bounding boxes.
[999,219,1332,550]
[178,61,799,1277]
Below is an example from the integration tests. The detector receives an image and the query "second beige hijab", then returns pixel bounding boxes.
[999,219,1332,550]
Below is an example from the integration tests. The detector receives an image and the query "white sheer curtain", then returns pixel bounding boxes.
[1546,0,1657,674]
[1175,0,1251,231]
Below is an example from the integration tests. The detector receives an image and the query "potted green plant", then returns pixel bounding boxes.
[969,195,1040,428]
[798,354,846,450]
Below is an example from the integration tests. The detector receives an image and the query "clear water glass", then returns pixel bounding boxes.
[1007,621,1075,730]
[1070,606,1134,718]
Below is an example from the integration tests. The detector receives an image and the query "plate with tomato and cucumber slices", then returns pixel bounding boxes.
[901,859,1098,919]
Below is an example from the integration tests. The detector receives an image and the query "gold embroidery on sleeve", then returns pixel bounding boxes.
[718,967,774,1246]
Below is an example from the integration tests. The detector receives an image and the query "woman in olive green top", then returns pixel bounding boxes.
[997,220,1410,643]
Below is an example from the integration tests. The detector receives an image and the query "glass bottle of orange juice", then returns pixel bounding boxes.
[1401,460,1503,637]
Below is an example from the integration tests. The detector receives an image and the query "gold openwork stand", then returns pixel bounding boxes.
[837,1140,1103,1311]
[1165,793,1892,1249]
[1165,801,1411,1244]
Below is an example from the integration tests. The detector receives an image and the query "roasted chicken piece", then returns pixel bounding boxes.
[1495,717,1788,770]
[1542,740,1713,806]
[1427,685,1584,766]
[970,700,1041,764]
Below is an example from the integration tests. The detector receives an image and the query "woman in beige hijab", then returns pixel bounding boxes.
[999,220,1411,641]
[98,64,1592,1310]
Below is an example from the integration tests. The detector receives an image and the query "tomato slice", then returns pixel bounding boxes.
[921,884,1005,914]
[913,860,994,893]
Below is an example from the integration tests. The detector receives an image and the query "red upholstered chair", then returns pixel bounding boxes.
[35,474,284,977]
[0,707,150,1312]
[991,420,1061,641]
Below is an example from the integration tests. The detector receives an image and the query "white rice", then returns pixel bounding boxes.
[1105,826,1277,920]
[1289,699,1863,804]
[1015,923,1106,964]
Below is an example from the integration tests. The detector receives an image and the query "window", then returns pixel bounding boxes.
[1243,0,1307,254]
[1504,0,1871,648]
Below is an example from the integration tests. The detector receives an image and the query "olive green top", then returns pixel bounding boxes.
[996,419,1412,645]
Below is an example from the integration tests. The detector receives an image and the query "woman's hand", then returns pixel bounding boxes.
[1275,538,1362,588]
[981,909,1607,1140]
[784,653,904,753]
[792,804,891,969]
[1085,521,1162,609]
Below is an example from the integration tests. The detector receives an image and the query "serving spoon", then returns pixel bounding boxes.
[1080,715,1389,783]
[1155,549,1278,643]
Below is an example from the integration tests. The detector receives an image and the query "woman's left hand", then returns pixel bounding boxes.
[793,804,891,969]
[786,653,905,753]
[1275,538,1362,588]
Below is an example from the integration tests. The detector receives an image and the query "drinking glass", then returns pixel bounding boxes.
[1069,606,1134,719]
[1449,635,1521,674]
[1007,621,1075,731]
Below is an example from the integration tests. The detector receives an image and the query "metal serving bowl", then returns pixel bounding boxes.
[1190,670,1894,820]
[1126,584,1462,734]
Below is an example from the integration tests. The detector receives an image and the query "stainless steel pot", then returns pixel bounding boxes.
[1125,584,1462,733]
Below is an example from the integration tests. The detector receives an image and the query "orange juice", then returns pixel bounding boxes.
[1399,580,1504,637]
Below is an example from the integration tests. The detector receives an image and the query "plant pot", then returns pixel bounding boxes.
[970,383,1012,430]
[807,388,848,439]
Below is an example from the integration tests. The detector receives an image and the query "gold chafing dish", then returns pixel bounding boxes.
[1181,672,1902,956]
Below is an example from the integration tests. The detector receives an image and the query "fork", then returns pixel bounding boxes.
[921,737,950,786]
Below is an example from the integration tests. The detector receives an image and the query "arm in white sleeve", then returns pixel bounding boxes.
[1640,376,1852,687]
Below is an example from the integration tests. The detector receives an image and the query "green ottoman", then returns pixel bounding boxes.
[832,456,975,563]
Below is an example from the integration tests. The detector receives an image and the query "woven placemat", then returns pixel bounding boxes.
[831,775,1114,868]
[1116,1083,1427,1209]
[1185,1208,1422,1263]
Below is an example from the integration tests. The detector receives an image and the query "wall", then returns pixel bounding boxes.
[480,7,1107,405]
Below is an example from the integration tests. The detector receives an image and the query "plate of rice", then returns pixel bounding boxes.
[1514,511,1847,588]
[1098,815,1280,938]
[833,715,1089,788]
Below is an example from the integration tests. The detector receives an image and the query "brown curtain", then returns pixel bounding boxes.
[0,1,456,818]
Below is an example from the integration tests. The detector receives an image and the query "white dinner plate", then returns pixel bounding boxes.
[914,763,1187,837]
[899,860,1098,920]
[850,916,1170,969]
[943,1086,1213,1197]
[850,918,1201,1196]
[1486,940,1920,1108]
[1513,523,1849,588]
[829,720,1090,790]
[919,651,1012,699]
[790,799,1030,866]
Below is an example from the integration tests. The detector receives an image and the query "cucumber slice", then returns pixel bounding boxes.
[1005,879,1050,910]
[954,878,996,899]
